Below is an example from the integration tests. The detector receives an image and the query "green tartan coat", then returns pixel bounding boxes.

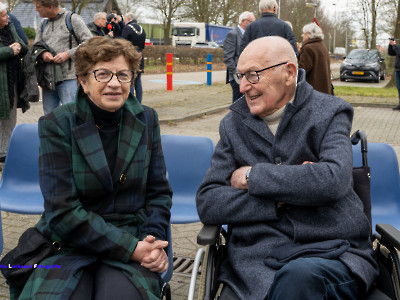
[14,92,172,299]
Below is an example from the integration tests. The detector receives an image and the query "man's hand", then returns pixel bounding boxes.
[131,235,169,273]
[230,166,251,189]
[53,52,70,64]
[41,51,54,62]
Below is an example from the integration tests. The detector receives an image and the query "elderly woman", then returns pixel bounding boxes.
[299,22,332,95]
[14,37,172,299]
[0,3,27,162]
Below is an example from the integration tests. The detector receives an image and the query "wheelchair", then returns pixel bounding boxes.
[194,130,400,300]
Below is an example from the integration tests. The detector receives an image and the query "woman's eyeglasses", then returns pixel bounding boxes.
[89,69,134,83]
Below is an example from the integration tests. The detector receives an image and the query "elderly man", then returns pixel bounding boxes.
[223,11,255,102]
[87,12,108,36]
[196,36,378,299]
[240,0,298,56]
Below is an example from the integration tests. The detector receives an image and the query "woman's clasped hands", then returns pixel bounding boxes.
[131,235,169,273]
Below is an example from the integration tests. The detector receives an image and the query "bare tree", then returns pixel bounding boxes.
[69,0,91,14]
[6,0,19,11]
[148,0,185,45]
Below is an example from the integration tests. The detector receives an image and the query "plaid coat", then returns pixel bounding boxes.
[14,92,172,299]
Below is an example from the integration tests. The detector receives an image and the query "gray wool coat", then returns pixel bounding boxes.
[196,69,378,299]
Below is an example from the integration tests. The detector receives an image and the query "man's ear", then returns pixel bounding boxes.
[285,63,297,85]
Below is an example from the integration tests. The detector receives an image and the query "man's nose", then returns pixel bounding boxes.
[239,78,251,93]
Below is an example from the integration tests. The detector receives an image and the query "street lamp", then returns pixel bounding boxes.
[305,2,318,19]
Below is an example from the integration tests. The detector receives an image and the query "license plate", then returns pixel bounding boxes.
[352,71,364,75]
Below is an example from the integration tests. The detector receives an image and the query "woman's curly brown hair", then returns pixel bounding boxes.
[75,37,141,79]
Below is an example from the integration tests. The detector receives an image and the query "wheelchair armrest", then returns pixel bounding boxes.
[376,223,400,250]
[197,224,220,246]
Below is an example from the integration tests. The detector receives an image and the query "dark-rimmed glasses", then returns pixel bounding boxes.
[234,62,288,84]
[89,69,134,83]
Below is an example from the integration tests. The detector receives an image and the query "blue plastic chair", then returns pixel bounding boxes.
[161,135,215,224]
[0,123,173,295]
[353,142,400,230]
[0,123,43,214]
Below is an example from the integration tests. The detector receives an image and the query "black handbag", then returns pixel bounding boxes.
[0,227,59,289]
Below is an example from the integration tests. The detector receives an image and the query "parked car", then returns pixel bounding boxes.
[192,42,221,49]
[340,49,386,83]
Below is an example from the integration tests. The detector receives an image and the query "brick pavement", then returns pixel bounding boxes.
[0,85,399,299]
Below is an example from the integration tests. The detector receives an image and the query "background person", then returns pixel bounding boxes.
[388,38,400,110]
[223,11,255,102]
[240,0,298,56]
[12,37,172,299]
[121,12,146,103]
[33,0,92,115]
[299,22,332,94]
[87,12,107,37]
[196,36,378,299]
[0,2,27,163]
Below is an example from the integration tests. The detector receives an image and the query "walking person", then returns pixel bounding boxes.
[0,2,28,163]
[121,12,146,103]
[33,0,92,115]
[299,23,332,95]
[223,11,255,102]
[389,38,400,110]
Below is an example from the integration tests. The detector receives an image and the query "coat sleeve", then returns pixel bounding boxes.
[298,45,314,74]
[196,117,279,225]
[38,116,138,263]
[248,103,354,207]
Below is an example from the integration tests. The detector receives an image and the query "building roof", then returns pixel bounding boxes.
[11,0,121,29]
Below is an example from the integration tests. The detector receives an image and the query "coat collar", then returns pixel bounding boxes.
[230,69,312,143]
[73,91,145,192]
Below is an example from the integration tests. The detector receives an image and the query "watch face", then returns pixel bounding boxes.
[245,168,251,181]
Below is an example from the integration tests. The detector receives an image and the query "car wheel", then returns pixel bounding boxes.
[340,76,345,82]
[380,71,385,80]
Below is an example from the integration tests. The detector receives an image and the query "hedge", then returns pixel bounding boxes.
[142,45,223,66]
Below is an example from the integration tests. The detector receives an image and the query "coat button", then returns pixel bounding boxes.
[119,174,127,184]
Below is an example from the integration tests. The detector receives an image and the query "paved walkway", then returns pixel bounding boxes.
[0,80,399,299]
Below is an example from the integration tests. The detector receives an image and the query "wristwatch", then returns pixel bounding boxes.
[245,167,252,182]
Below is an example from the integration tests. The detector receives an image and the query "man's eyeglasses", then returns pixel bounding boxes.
[234,62,288,84]
[89,69,134,83]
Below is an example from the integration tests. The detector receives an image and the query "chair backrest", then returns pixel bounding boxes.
[353,142,400,229]
[0,124,44,214]
[161,135,214,224]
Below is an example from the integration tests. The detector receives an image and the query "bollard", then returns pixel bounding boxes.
[166,53,173,91]
[207,54,212,86]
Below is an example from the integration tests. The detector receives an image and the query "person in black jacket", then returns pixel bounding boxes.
[86,12,108,37]
[240,0,298,56]
[388,38,400,110]
[121,12,146,103]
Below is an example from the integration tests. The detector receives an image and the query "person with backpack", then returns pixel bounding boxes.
[33,0,92,115]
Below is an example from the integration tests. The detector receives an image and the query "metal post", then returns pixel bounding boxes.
[207,54,212,86]
[166,53,173,91]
